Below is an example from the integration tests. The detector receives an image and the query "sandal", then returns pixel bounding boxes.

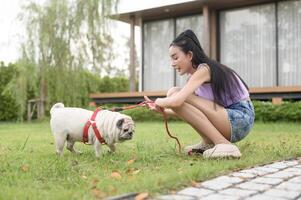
[203,144,241,159]
[184,142,214,155]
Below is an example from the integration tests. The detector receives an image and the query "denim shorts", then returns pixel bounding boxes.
[226,100,255,143]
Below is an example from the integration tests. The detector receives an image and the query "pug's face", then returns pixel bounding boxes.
[116,117,135,141]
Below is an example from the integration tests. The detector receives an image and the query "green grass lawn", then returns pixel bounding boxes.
[0,120,301,199]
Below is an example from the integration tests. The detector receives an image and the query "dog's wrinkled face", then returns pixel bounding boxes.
[116,117,135,141]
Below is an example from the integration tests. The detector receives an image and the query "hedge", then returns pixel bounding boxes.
[253,101,301,122]
[96,101,301,122]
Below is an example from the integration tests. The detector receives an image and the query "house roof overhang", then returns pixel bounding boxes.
[112,0,275,24]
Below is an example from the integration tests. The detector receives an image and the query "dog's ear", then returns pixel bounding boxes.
[116,119,124,129]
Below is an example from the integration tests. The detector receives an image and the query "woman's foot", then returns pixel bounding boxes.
[203,144,241,159]
[185,142,214,155]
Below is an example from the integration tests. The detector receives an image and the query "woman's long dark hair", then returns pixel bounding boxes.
[171,29,249,107]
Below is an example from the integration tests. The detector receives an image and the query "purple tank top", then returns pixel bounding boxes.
[194,64,249,107]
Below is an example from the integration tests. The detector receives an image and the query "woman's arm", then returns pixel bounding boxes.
[144,96,177,116]
[155,66,210,108]
[163,108,177,116]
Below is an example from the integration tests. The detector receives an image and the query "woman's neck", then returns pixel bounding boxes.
[189,65,197,74]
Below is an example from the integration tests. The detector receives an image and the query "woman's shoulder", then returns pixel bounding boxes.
[197,63,210,70]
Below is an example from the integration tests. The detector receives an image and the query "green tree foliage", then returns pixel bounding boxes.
[1,61,37,121]
[3,0,118,120]
[0,63,19,121]
[98,76,129,92]
[0,63,128,121]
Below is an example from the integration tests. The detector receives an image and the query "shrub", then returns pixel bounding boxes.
[253,101,301,122]
[91,100,301,122]
[98,76,129,93]
[121,107,181,122]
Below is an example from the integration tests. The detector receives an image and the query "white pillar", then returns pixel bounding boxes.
[129,15,136,92]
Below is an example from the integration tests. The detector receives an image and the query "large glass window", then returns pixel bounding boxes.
[220,4,276,87]
[143,14,203,91]
[175,15,203,87]
[278,0,301,86]
[143,19,174,91]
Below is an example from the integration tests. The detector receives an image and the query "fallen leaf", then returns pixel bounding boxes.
[92,178,99,187]
[177,167,183,174]
[191,180,199,187]
[132,169,141,175]
[135,192,149,200]
[126,168,134,174]
[111,171,122,179]
[91,188,106,199]
[170,190,176,194]
[109,185,117,193]
[81,175,87,179]
[21,164,29,172]
[127,158,136,165]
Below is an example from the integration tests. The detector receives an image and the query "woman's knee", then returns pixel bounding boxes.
[167,87,181,97]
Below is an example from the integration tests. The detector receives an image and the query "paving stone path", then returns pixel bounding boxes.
[155,158,301,200]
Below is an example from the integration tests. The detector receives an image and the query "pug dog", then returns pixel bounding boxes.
[50,103,134,157]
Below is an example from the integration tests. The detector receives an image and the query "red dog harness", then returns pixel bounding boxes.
[82,100,182,153]
[82,108,106,144]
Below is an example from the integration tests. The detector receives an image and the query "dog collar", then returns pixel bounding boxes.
[83,108,106,145]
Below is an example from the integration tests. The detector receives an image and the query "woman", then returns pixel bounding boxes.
[144,29,255,158]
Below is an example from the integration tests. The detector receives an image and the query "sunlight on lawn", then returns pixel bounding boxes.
[0,121,301,199]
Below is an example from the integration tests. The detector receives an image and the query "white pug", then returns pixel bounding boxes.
[50,103,134,157]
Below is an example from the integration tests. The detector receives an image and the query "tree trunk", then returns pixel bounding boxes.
[38,66,46,120]
[38,81,45,119]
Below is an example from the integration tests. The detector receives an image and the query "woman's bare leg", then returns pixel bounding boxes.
[184,94,232,141]
[171,102,230,144]
[166,87,212,144]
[166,87,232,144]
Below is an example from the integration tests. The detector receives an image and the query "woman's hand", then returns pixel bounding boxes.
[154,98,169,107]
[144,96,163,113]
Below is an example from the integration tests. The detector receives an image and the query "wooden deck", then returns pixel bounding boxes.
[90,86,301,104]
[90,91,166,104]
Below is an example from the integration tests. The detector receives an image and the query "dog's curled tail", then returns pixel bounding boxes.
[50,103,64,115]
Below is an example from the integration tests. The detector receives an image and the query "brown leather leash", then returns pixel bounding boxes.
[158,106,182,153]
[104,100,182,153]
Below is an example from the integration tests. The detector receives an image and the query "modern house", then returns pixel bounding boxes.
[91,0,301,104]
